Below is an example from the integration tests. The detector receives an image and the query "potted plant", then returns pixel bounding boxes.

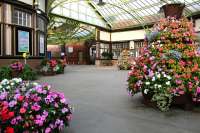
[127,17,200,111]
[101,52,113,66]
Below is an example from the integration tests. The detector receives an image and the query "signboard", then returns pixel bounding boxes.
[18,30,29,52]
[68,46,73,53]
[39,34,45,54]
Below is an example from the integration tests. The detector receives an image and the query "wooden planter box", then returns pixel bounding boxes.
[100,60,113,66]
[41,71,56,76]
[142,92,194,110]
[11,70,21,78]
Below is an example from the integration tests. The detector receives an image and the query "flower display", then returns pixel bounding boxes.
[128,17,200,111]
[40,59,65,75]
[118,49,132,70]
[0,78,72,132]
[10,61,24,72]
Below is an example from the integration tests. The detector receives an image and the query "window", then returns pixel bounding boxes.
[37,17,46,56]
[112,42,129,59]
[100,43,109,58]
[131,40,144,57]
[38,33,45,55]
[37,17,46,32]
[12,9,32,27]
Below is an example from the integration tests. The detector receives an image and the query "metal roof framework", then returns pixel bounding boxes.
[51,0,200,30]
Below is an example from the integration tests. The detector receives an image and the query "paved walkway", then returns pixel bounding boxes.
[40,65,200,133]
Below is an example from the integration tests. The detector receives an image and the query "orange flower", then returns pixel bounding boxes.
[168,59,175,64]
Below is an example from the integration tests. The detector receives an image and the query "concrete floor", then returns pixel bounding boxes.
[39,65,200,133]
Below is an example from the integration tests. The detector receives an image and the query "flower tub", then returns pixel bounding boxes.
[40,59,65,76]
[127,17,200,112]
[0,78,72,133]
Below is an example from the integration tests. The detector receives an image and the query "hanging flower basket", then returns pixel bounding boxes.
[161,3,185,19]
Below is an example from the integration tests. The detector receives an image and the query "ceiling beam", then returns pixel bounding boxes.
[86,1,112,29]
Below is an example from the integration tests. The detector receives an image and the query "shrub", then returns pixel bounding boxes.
[0,67,12,81]
[0,78,72,132]
[19,65,37,80]
[101,52,113,60]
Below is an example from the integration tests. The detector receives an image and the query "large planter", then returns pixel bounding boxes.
[142,92,194,110]
[161,3,185,19]
[11,70,21,78]
[41,71,56,76]
[100,60,113,66]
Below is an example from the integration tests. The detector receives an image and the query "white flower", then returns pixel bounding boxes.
[21,87,26,92]
[11,82,15,86]
[6,86,10,89]
[154,84,158,88]
[163,74,167,77]
[166,81,170,86]
[152,77,155,81]
[0,85,2,89]
[167,76,171,80]
[157,73,161,79]
[144,89,149,94]
[158,85,162,88]
[1,79,9,85]
[145,82,150,85]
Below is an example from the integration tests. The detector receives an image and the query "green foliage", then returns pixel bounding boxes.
[0,66,12,81]
[101,52,113,60]
[19,65,37,80]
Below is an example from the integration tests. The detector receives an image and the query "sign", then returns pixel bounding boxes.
[68,46,73,53]
[18,30,29,52]
[39,34,45,54]
[130,41,135,49]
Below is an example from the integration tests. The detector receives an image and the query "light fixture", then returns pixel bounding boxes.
[34,0,39,9]
[97,0,106,6]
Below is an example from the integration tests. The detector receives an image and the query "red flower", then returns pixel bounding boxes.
[20,108,26,114]
[18,96,24,102]
[194,76,199,81]
[8,112,14,118]
[5,127,14,133]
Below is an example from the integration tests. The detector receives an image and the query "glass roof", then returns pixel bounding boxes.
[51,0,200,30]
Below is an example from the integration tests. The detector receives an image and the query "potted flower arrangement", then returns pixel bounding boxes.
[118,49,132,70]
[100,52,113,66]
[0,78,72,132]
[127,17,200,111]
[10,61,24,78]
[40,59,65,76]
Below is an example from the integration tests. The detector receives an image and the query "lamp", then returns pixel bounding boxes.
[97,0,106,6]
[34,0,39,9]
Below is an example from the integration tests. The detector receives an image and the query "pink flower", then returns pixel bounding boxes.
[175,80,182,84]
[31,104,41,111]
[20,108,26,114]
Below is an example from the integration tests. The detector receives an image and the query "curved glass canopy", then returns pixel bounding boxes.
[51,0,200,30]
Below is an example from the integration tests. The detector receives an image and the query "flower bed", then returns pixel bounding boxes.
[0,61,37,81]
[40,59,65,75]
[127,17,200,111]
[0,78,72,132]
